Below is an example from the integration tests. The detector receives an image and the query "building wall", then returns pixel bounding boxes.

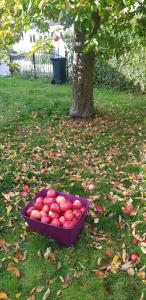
[13,25,67,57]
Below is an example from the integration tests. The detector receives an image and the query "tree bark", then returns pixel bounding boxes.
[70,28,95,118]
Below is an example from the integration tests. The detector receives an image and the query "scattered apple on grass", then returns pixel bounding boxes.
[26,190,86,228]
[130,253,139,263]
[95,206,104,215]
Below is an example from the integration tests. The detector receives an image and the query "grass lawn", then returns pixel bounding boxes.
[0,77,146,300]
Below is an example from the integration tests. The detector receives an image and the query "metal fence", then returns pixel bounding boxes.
[10,52,55,77]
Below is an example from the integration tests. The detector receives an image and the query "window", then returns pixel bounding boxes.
[30,34,36,43]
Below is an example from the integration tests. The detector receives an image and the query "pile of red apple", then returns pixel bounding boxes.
[26,190,85,229]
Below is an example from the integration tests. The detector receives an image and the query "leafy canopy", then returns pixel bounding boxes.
[0,0,145,52]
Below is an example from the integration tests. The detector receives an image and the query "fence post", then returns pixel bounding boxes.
[32,53,37,78]
[65,50,68,80]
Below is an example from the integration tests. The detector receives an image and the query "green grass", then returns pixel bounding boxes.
[0,76,146,300]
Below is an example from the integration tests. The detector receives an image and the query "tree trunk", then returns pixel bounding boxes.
[70,28,95,118]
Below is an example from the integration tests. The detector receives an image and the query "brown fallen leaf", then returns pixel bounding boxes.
[0,292,8,300]
[74,271,82,278]
[42,287,51,300]
[94,270,107,279]
[0,239,6,248]
[7,265,21,278]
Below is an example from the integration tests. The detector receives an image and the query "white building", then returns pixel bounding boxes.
[13,24,66,57]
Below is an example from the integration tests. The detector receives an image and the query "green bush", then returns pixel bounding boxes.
[94,47,145,93]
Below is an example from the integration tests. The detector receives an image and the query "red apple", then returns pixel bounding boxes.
[41,216,51,224]
[132,238,139,245]
[26,206,35,217]
[21,191,28,197]
[30,210,41,220]
[95,206,104,215]
[34,203,43,211]
[36,197,44,204]
[80,207,86,214]
[43,197,55,206]
[122,207,130,215]
[66,200,73,210]
[63,221,74,229]
[22,185,29,191]
[49,211,60,219]
[50,203,60,213]
[40,211,48,217]
[47,189,56,198]
[130,253,139,262]
[73,200,82,210]
[56,196,66,204]
[72,217,77,225]
[73,209,81,219]
[50,218,60,227]
[59,216,65,226]
[127,204,135,212]
[42,205,49,213]
[64,210,74,221]
[60,201,71,212]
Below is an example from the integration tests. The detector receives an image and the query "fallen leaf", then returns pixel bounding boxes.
[0,239,6,248]
[94,218,99,224]
[56,290,62,297]
[7,266,21,277]
[59,276,64,283]
[57,262,61,270]
[137,271,146,280]
[36,286,45,293]
[94,270,107,279]
[140,292,145,300]
[121,261,133,270]
[27,296,36,300]
[15,292,21,298]
[44,248,51,260]
[74,271,82,278]
[111,255,120,273]
[122,248,127,263]
[42,288,51,300]
[127,268,135,276]
[0,292,8,300]
[6,205,13,214]
[140,242,146,254]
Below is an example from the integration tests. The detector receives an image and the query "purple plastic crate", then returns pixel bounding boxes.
[20,189,89,247]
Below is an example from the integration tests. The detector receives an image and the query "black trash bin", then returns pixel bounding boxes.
[51,57,67,84]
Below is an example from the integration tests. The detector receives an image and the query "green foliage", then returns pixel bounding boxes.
[28,38,54,56]
[8,62,20,75]
[94,47,145,92]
